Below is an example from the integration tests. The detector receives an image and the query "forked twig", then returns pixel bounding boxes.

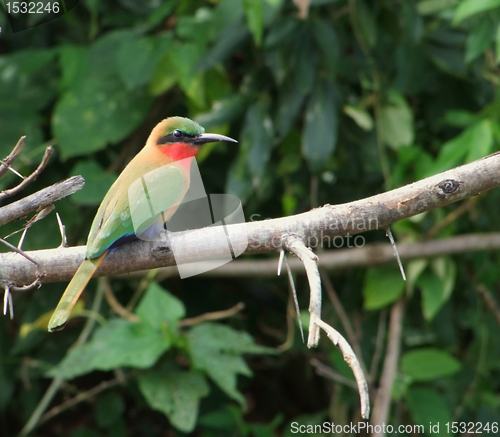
[283,235,321,347]
[0,136,26,179]
[0,146,54,201]
[282,234,370,419]
[179,302,245,327]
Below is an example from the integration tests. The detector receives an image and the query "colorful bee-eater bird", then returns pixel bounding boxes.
[48,116,237,332]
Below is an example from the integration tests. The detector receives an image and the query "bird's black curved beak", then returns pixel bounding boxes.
[192,133,238,145]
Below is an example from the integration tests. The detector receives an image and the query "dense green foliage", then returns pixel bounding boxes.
[1,0,500,435]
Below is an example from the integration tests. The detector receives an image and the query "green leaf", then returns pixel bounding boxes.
[406,388,452,436]
[443,109,476,127]
[454,0,500,25]
[427,45,467,78]
[465,19,494,63]
[350,0,377,49]
[417,269,452,321]
[427,119,493,177]
[0,109,43,159]
[195,95,249,129]
[363,265,406,310]
[188,323,275,405]
[117,35,162,89]
[302,81,337,173]
[275,85,306,139]
[496,23,500,62]
[343,105,374,131]
[225,152,254,203]
[48,319,171,379]
[244,0,264,46]
[59,45,89,90]
[149,51,178,96]
[313,18,340,79]
[417,0,459,16]
[135,283,186,330]
[197,22,249,72]
[465,119,493,162]
[241,101,274,182]
[95,393,125,428]
[53,76,152,160]
[199,406,242,431]
[0,49,58,110]
[88,30,134,78]
[292,30,316,94]
[401,348,461,381]
[69,161,117,206]
[171,43,206,107]
[379,90,414,149]
[138,371,209,433]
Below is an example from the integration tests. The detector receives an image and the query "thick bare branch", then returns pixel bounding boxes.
[0,176,85,226]
[1,153,500,286]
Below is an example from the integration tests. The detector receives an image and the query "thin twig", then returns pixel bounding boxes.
[476,284,500,327]
[283,235,321,347]
[370,298,405,435]
[39,377,124,426]
[425,197,480,240]
[0,146,54,201]
[103,278,139,323]
[369,309,387,382]
[7,205,55,249]
[453,323,488,421]
[179,302,245,327]
[277,287,298,351]
[321,270,368,378]
[315,317,370,419]
[310,357,357,389]
[19,280,106,437]
[284,254,304,343]
[0,136,26,179]
[9,277,42,293]
[385,226,406,281]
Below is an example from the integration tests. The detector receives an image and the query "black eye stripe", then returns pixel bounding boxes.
[157,131,197,144]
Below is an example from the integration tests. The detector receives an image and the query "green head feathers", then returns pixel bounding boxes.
[157,117,237,146]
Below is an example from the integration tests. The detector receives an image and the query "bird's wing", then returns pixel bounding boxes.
[85,162,189,259]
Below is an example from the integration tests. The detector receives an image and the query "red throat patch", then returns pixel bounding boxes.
[160,142,200,162]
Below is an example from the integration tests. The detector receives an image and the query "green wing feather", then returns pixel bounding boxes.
[86,161,189,259]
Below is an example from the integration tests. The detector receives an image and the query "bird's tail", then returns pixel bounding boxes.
[48,251,108,332]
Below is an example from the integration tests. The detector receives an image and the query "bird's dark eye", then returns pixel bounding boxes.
[173,129,182,138]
